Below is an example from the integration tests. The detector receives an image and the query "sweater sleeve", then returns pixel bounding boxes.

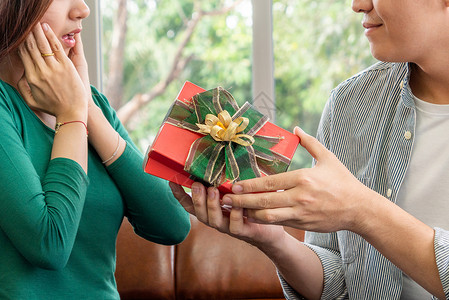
[91,88,190,245]
[0,89,89,270]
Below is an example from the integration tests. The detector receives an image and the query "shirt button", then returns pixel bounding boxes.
[404,131,412,140]
[387,189,392,198]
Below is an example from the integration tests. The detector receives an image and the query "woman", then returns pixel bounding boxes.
[0,0,190,299]
[171,0,449,299]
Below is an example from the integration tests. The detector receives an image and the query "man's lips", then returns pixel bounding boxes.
[362,22,382,29]
[362,21,382,36]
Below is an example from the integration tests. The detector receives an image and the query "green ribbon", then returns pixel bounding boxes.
[164,86,291,187]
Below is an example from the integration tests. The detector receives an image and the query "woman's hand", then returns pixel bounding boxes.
[68,31,93,108]
[169,182,286,249]
[221,127,376,234]
[170,181,327,300]
[17,23,88,121]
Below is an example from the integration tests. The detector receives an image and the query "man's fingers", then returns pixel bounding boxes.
[246,207,300,226]
[223,188,291,210]
[294,126,328,162]
[231,170,298,194]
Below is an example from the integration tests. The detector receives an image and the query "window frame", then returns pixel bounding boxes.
[84,0,103,91]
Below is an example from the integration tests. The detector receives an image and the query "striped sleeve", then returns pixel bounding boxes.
[305,233,348,299]
[434,227,449,299]
[305,93,349,299]
[278,91,348,299]
[277,233,348,300]
[278,272,306,300]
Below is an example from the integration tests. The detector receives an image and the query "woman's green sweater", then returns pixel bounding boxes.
[0,81,190,299]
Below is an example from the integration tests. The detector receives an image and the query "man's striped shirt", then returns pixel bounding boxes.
[280,62,449,300]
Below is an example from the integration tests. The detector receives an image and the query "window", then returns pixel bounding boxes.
[272,0,376,167]
[85,0,375,168]
[100,0,255,152]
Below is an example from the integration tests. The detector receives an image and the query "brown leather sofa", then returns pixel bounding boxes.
[116,215,304,300]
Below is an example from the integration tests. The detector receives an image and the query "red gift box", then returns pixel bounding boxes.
[143,81,300,194]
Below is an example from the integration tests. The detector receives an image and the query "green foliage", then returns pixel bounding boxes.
[272,0,376,169]
[101,0,376,169]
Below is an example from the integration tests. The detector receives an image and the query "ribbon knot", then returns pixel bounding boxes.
[165,86,290,187]
[196,110,255,147]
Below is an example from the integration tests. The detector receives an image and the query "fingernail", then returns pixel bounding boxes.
[294,126,304,134]
[191,185,200,196]
[42,23,49,31]
[232,184,243,193]
[222,196,232,206]
[208,188,217,199]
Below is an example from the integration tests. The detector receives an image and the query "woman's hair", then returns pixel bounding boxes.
[0,0,52,61]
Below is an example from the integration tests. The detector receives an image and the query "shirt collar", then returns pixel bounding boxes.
[400,63,416,109]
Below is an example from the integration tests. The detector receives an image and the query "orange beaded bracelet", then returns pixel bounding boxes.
[55,120,89,136]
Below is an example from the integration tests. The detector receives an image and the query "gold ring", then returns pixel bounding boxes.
[41,52,55,57]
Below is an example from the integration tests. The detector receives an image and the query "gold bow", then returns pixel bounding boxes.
[196,110,255,146]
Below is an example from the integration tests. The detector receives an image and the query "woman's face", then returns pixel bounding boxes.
[39,0,90,55]
[351,0,447,64]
